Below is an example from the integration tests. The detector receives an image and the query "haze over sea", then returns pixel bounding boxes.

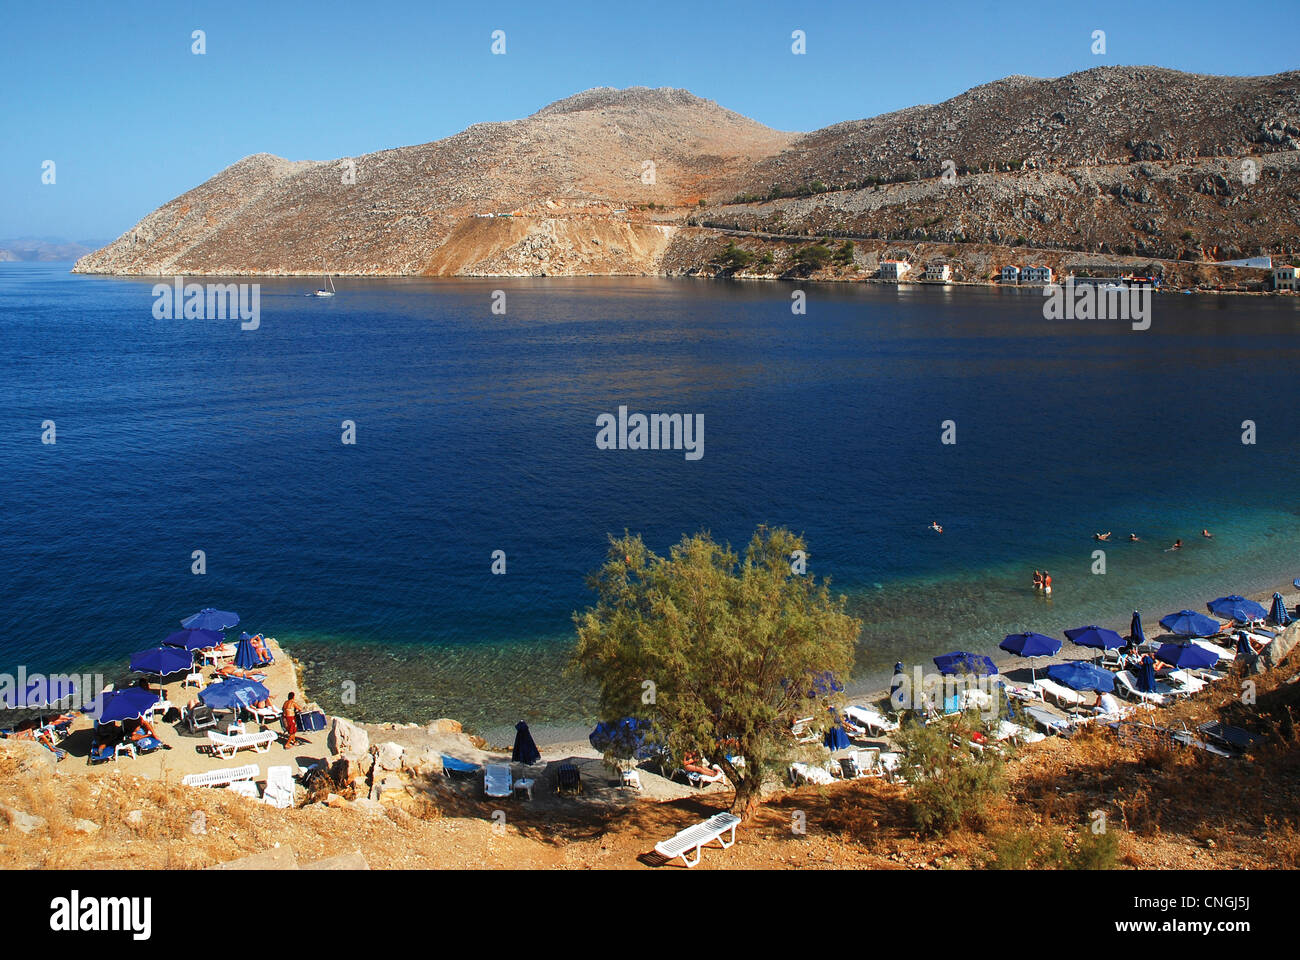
[2,263,1298,740]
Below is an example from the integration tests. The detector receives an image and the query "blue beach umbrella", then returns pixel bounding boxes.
[199,678,269,711]
[933,652,998,676]
[87,687,160,723]
[1129,611,1147,645]
[823,724,851,751]
[1155,643,1217,670]
[999,632,1061,682]
[162,628,225,652]
[1206,595,1268,624]
[1,676,78,710]
[1064,625,1126,652]
[1046,661,1115,693]
[1137,658,1158,693]
[1236,633,1255,658]
[512,721,541,765]
[1268,593,1292,628]
[232,636,265,670]
[129,645,193,678]
[181,608,239,631]
[588,717,653,759]
[1293,579,1300,591]
[1160,609,1223,638]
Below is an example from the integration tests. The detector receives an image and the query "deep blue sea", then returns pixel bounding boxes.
[3,263,1299,738]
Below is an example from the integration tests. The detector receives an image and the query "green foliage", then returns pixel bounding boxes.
[833,240,854,265]
[792,243,834,270]
[895,711,1005,835]
[713,241,756,271]
[570,526,861,812]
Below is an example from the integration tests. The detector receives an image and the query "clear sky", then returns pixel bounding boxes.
[4,0,1296,241]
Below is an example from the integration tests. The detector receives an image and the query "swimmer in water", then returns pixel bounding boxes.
[1128,533,1140,542]
[929,521,943,534]
[1032,570,1043,592]
[1094,531,1112,542]
[1042,571,1053,596]
[1202,529,1214,539]
[1168,539,1183,551]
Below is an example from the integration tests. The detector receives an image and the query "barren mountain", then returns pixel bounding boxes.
[75,68,1300,280]
[73,88,792,277]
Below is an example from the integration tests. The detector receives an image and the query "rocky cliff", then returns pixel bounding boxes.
[74,69,1300,278]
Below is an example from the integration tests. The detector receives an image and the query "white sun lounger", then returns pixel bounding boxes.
[843,704,900,736]
[181,764,260,788]
[262,765,296,808]
[1035,678,1088,709]
[1114,670,1169,706]
[1190,639,1234,664]
[655,812,741,868]
[791,717,820,744]
[1023,705,1077,735]
[207,730,276,759]
[1167,670,1207,696]
[484,763,512,798]
[789,761,835,786]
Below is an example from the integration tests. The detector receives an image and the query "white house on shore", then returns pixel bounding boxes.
[880,259,911,281]
[1000,265,1021,284]
[1021,264,1053,284]
[923,263,951,282]
[1273,265,1299,291]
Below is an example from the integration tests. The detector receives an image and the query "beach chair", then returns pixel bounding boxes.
[1166,670,1207,696]
[1114,670,1168,706]
[440,755,482,780]
[484,763,513,798]
[789,761,834,786]
[790,717,820,744]
[181,764,260,788]
[206,730,276,759]
[262,765,296,808]
[1023,705,1076,736]
[556,762,583,796]
[88,740,116,765]
[182,670,204,690]
[843,704,899,736]
[1190,639,1234,664]
[654,813,741,868]
[249,704,281,728]
[186,704,218,733]
[1035,678,1088,710]
[685,760,725,788]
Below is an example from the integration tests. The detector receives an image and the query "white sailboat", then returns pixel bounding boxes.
[314,266,336,297]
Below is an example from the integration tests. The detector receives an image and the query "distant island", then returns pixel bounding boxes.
[3,238,97,262]
[74,67,1300,292]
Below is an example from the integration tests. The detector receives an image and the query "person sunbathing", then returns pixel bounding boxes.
[682,751,721,779]
[215,663,260,680]
[250,635,270,661]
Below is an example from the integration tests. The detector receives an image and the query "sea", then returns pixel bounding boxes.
[2,262,1298,742]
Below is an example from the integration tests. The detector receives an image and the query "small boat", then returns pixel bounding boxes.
[314,267,336,297]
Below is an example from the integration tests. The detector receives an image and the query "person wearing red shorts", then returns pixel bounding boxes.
[282,692,305,748]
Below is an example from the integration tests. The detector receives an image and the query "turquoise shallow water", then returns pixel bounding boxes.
[1,264,1298,737]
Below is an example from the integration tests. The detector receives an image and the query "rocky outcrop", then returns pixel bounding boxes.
[327,717,369,757]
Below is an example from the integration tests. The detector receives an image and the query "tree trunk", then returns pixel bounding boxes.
[727,767,763,820]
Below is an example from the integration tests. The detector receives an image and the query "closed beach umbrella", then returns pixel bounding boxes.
[199,678,269,711]
[999,632,1061,682]
[87,687,159,723]
[933,651,998,676]
[823,723,851,751]
[129,645,193,678]
[1236,633,1254,658]
[1155,643,1217,670]
[1160,609,1222,637]
[162,628,225,651]
[181,608,239,631]
[1129,611,1147,645]
[1046,661,1115,692]
[1137,658,1158,693]
[889,662,908,711]
[1206,595,1267,624]
[1269,593,1292,628]
[1064,625,1126,652]
[512,721,541,765]
[233,636,262,670]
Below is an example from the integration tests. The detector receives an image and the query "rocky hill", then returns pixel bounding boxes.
[74,68,1300,278]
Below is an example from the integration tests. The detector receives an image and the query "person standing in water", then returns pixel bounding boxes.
[1032,570,1043,592]
[1042,571,1053,596]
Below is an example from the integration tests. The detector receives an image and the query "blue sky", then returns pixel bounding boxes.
[4,0,1296,241]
